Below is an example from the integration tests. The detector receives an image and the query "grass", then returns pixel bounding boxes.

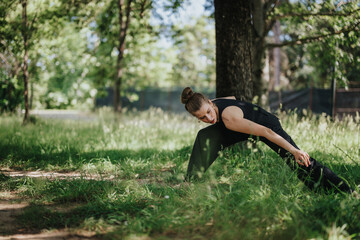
[0,108,360,239]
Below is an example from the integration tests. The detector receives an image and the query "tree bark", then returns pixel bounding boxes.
[252,41,266,103]
[214,0,253,101]
[273,20,281,88]
[114,0,132,112]
[21,0,30,124]
[251,0,266,103]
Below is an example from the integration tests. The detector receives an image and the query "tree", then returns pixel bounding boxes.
[276,1,360,89]
[20,0,30,123]
[212,0,279,101]
[114,0,132,112]
[0,0,36,123]
[94,0,151,112]
[214,0,253,101]
[212,0,360,102]
[0,1,23,113]
[212,0,278,101]
[0,0,70,120]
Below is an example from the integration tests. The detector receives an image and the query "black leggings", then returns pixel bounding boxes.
[186,123,352,193]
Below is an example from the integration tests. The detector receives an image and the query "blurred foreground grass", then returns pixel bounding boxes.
[0,108,360,239]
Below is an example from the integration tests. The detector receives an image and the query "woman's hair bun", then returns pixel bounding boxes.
[181,87,194,104]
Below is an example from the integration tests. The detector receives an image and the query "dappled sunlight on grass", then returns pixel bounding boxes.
[94,107,202,151]
[1,108,360,239]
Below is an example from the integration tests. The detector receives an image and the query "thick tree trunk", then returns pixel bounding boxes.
[214,0,253,101]
[114,0,132,112]
[273,20,281,88]
[21,0,29,124]
[252,0,266,103]
[252,42,266,103]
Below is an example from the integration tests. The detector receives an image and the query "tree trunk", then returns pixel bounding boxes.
[21,0,30,124]
[114,67,122,112]
[214,0,253,101]
[114,0,132,112]
[273,20,281,89]
[30,77,33,109]
[252,0,266,103]
[252,42,266,103]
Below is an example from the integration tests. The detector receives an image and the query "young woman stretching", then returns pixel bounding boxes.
[181,87,352,193]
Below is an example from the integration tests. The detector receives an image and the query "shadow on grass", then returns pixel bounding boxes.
[1,139,359,188]
[6,196,155,238]
[0,142,192,171]
[2,148,360,239]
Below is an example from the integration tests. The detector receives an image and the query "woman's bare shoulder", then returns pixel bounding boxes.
[222,105,244,122]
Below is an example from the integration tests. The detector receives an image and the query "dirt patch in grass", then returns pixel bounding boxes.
[0,230,99,240]
[0,193,28,236]
[0,169,188,239]
[1,169,184,187]
[0,191,101,240]
[2,170,117,181]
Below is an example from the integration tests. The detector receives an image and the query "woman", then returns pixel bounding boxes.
[181,87,352,193]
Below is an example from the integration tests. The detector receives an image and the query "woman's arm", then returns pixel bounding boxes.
[222,106,310,167]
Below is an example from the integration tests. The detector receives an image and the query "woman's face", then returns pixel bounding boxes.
[193,101,218,124]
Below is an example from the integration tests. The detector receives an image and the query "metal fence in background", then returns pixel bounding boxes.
[96,87,360,117]
[96,88,215,113]
[269,88,332,115]
[335,89,360,117]
[269,88,360,118]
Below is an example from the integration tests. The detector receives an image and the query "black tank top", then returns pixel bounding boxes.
[212,99,280,130]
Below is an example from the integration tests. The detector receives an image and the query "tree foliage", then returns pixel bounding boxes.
[171,16,215,89]
[0,0,359,112]
[269,0,360,88]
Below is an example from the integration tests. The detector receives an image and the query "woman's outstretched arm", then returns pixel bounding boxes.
[222,106,311,167]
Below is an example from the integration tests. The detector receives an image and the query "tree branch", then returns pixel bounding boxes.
[0,53,10,66]
[264,0,279,14]
[266,21,360,48]
[139,0,147,18]
[263,0,280,38]
[118,0,133,56]
[270,8,360,20]
[119,0,132,47]
[118,0,123,32]
[29,11,38,33]
[264,19,276,38]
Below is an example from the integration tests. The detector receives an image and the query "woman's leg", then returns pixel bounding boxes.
[260,125,352,193]
[185,124,248,180]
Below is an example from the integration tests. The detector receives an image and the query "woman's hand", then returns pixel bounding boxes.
[292,150,311,167]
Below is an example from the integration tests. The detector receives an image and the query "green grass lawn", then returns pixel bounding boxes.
[0,108,360,239]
